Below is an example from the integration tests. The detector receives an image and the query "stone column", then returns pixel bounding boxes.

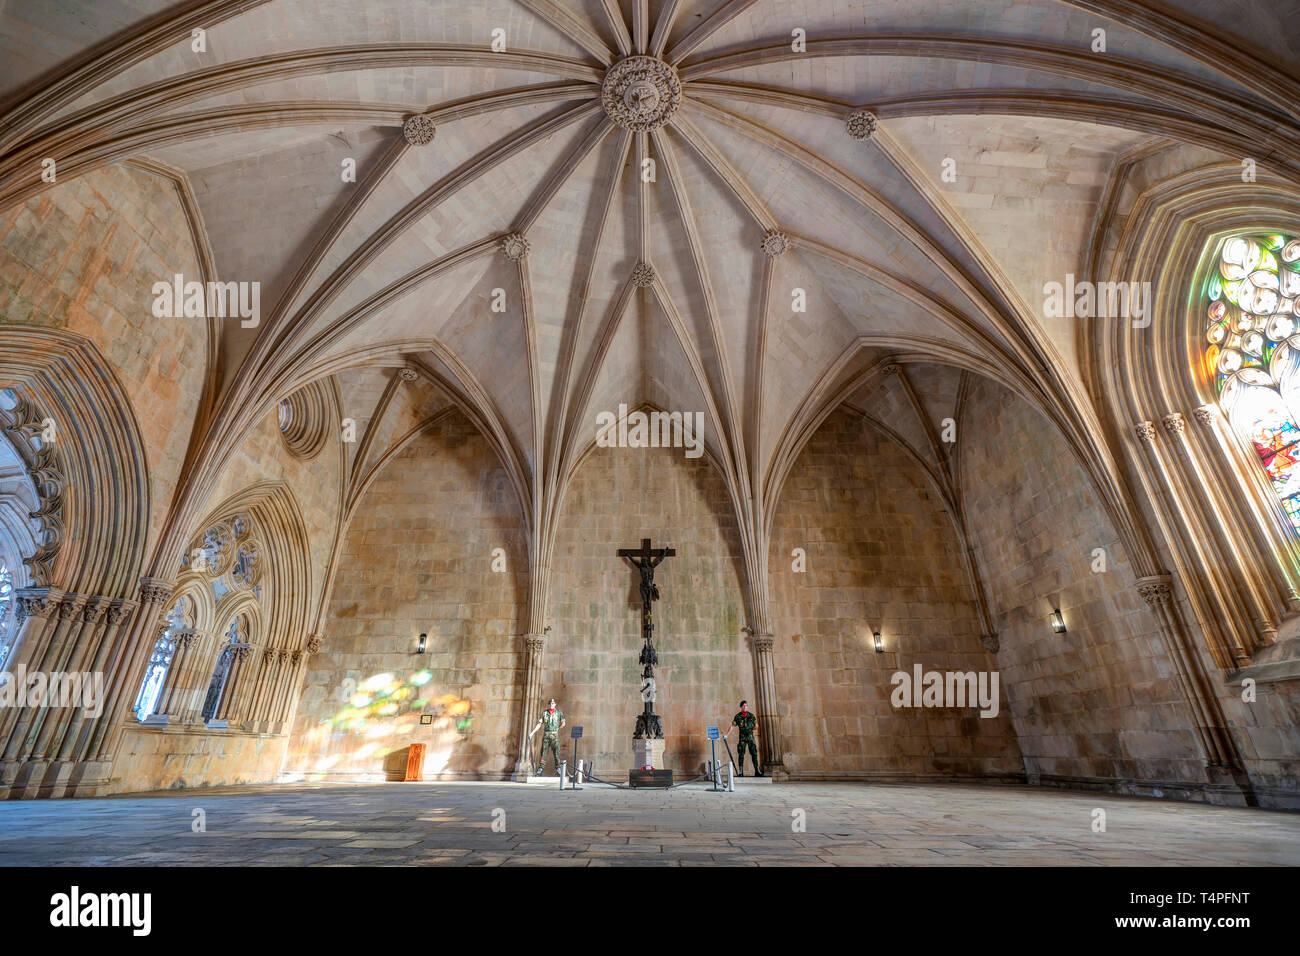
[92,578,173,762]
[57,600,134,762]
[513,632,545,780]
[1135,574,1255,803]
[751,631,787,779]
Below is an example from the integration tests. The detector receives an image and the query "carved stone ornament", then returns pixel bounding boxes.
[1135,421,1157,443]
[306,635,323,654]
[500,233,531,261]
[525,634,545,653]
[397,368,418,382]
[0,390,67,587]
[846,110,878,141]
[760,230,791,257]
[1162,412,1186,436]
[631,262,656,287]
[139,579,174,605]
[601,56,682,132]
[1193,405,1216,426]
[402,114,437,146]
[980,633,1000,653]
[1137,576,1173,606]
[752,633,775,653]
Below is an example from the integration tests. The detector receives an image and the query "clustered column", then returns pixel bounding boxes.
[514,632,545,780]
[751,631,786,778]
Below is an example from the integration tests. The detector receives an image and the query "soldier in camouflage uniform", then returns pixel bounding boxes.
[529,698,566,776]
[725,699,763,776]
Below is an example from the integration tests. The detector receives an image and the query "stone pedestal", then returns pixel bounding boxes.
[632,737,665,770]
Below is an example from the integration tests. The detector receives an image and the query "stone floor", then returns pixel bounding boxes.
[1,780,1297,866]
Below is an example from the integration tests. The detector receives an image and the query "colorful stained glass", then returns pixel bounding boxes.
[1207,232,1300,532]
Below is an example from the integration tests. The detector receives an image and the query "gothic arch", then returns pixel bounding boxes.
[1086,158,1300,670]
[0,327,150,599]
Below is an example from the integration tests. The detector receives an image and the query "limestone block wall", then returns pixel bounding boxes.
[112,727,289,795]
[959,378,1211,791]
[769,409,1023,779]
[0,163,209,563]
[286,409,528,780]
[546,443,750,777]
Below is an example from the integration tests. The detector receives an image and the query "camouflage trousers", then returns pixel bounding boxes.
[736,735,759,773]
[537,732,561,775]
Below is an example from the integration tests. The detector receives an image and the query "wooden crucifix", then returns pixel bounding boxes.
[618,538,674,739]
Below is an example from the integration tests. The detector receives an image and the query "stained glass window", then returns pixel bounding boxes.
[1206,234,1300,531]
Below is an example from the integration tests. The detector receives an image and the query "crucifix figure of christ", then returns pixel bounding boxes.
[618,537,675,740]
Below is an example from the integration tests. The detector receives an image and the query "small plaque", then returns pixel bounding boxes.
[570,725,583,739]
[706,726,720,740]
[419,714,432,725]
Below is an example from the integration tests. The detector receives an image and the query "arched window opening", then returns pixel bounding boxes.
[1203,233,1300,530]
[202,615,248,723]
[133,597,187,721]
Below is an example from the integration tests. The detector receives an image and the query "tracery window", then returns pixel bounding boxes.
[133,598,186,720]
[201,616,247,722]
[1204,233,1300,530]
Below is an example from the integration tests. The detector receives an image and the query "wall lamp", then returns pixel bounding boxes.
[416,632,428,654]
[873,630,884,653]
[1050,610,1067,634]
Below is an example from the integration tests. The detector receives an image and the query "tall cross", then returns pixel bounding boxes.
[617,537,675,622]
[617,538,674,739]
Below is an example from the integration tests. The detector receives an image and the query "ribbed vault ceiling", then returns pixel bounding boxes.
[3,0,1300,599]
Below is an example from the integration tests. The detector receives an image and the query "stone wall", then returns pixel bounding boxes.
[959,378,1211,792]
[545,442,751,777]
[111,728,289,795]
[286,409,528,780]
[768,408,1023,779]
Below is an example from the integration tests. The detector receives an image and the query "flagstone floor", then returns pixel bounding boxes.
[1,780,1297,866]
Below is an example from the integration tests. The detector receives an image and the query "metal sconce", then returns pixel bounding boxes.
[417,632,428,654]
[1050,610,1066,634]
[873,630,883,653]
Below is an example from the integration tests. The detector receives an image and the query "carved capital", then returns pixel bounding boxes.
[1136,574,1174,607]
[305,635,323,654]
[1162,412,1186,437]
[980,633,1000,653]
[1193,405,1216,426]
[15,591,52,624]
[524,632,545,653]
[882,363,901,376]
[138,578,175,606]
[397,368,418,383]
[1135,421,1157,443]
[104,602,133,627]
[56,598,83,620]
[752,632,775,653]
